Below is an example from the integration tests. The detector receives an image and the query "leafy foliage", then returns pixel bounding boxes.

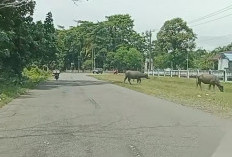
[0,66,51,107]
[22,67,51,82]
[211,42,232,54]
[155,18,197,69]
[82,59,92,70]
[105,47,143,71]
[0,2,58,76]
[56,14,146,71]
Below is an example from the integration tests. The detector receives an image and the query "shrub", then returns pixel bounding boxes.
[22,66,51,83]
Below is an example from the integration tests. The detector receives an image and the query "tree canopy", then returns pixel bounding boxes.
[0,0,58,76]
[155,18,197,69]
[1,1,228,75]
[56,14,146,71]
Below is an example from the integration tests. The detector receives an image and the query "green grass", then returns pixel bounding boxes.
[0,81,33,107]
[91,73,232,118]
[0,67,51,108]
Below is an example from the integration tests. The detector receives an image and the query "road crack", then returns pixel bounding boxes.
[88,98,101,109]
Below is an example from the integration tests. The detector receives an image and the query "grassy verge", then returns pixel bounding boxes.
[0,67,51,108]
[91,73,232,118]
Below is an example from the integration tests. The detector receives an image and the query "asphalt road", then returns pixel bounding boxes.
[0,73,231,157]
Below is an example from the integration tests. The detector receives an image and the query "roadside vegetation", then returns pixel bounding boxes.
[0,67,51,108]
[92,74,232,118]
[1,0,232,110]
[0,1,55,107]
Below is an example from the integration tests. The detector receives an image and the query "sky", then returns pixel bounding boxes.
[33,0,232,50]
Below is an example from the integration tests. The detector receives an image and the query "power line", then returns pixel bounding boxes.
[189,4,232,24]
[197,34,232,42]
[191,13,232,27]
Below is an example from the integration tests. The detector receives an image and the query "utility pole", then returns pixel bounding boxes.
[149,30,152,71]
[186,52,189,70]
[92,48,94,70]
[78,55,80,73]
[148,29,155,71]
[92,47,96,70]
[94,48,96,70]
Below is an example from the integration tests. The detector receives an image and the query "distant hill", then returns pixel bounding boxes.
[196,35,232,51]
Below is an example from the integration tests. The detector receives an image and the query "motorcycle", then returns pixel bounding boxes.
[52,70,60,80]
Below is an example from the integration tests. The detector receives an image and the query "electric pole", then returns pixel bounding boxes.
[93,48,96,70]
[149,30,152,71]
[92,48,94,70]
[186,52,189,70]
[148,29,155,71]
[91,46,96,70]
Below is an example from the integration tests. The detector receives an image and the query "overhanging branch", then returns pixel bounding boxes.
[0,0,32,9]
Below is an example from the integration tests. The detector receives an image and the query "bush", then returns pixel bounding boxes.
[22,66,51,83]
[0,67,51,107]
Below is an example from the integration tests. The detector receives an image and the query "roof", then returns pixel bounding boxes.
[222,51,232,61]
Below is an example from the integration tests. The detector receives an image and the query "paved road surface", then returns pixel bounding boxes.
[0,73,231,157]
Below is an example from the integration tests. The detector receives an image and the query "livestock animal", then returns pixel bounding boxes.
[124,70,149,84]
[196,74,223,92]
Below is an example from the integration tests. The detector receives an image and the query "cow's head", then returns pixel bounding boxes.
[145,74,149,79]
[219,85,224,92]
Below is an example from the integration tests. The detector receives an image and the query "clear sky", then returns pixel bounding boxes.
[33,0,232,50]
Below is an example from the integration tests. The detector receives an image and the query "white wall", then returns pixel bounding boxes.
[218,58,228,70]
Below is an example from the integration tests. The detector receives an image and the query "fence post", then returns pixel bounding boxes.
[224,70,227,82]
[187,70,190,79]
[170,70,173,77]
[152,69,154,76]
[164,70,166,77]
[197,69,199,76]
[158,69,160,77]
[178,70,181,78]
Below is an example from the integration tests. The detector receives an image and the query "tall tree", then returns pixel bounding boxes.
[156,18,196,69]
[112,47,143,71]
[0,0,36,74]
[42,12,58,68]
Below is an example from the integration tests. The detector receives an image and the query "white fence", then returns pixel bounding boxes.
[146,69,232,82]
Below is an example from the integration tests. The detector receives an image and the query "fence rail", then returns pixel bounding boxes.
[146,70,232,82]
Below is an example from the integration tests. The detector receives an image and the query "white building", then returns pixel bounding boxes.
[218,51,232,71]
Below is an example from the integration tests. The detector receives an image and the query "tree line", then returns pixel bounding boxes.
[56,16,230,71]
[0,0,57,77]
[1,0,231,77]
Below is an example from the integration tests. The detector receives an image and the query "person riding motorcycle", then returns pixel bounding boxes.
[52,69,60,80]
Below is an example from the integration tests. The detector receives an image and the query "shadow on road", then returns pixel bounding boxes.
[36,80,110,90]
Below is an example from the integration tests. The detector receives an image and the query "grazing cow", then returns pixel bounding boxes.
[124,70,149,84]
[196,74,224,92]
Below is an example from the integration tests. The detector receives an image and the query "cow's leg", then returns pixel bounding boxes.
[196,77,199,88]
[199,82,202,90]
[124,76,128,83]
[209,84,211,90]
[196,80,200,88]
[213,85,215,90]
[128,78,132,85]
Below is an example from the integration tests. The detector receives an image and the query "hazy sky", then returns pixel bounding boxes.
[33,0,232,50]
